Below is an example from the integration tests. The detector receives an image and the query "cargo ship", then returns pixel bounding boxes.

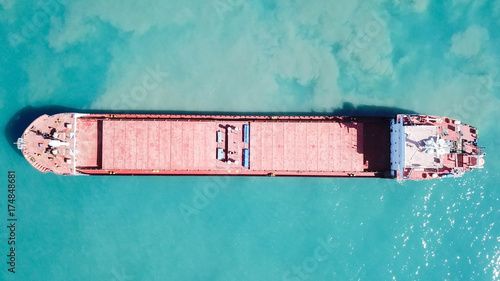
[15,113,485,180]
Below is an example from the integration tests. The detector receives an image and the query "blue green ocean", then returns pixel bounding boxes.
[1,0,499,280]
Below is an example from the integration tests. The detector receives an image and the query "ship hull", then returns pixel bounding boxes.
[18,113,483,179]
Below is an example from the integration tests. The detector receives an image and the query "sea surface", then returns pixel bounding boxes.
[1,1,499,280]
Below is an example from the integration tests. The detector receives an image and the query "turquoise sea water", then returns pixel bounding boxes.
[1,1,499,280]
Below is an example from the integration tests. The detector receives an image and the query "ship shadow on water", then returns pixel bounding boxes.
[5,103,417,155]
[328,103,417,117]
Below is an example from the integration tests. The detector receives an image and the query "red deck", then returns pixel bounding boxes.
[96,119,364,173]
[69,114,392,177]
[101,120,220,171]
[250,121,364,172]
[75,119,99,168]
